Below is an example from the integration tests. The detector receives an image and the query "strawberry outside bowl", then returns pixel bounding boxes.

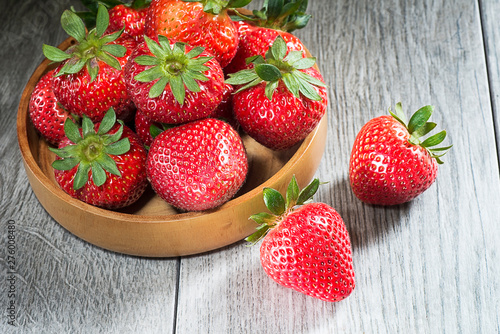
[16,37,328,257]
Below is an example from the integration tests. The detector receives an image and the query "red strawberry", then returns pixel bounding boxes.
[246,176,355,302]
[107,3,148,41]
[43,5,135,122]
[28,70,73,145]
[144,0,251,68]
[124,35,225,124]
[226,36,327,150]
[224,0,310,74]
[209,82,238,128]
[147,118,248,211]
[349,103,452,205]
[225,26,306,75]
[134,108,173,147]
[50,109,148,209]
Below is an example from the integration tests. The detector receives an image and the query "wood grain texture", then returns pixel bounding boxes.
[1,0,499,333]
[0,1,179,333]
[481,0,500,160]
[175,0,500,333]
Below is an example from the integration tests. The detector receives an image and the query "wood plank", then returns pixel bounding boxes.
[0,1,178,333]
[480,0,500,159]
[175,0,500,333]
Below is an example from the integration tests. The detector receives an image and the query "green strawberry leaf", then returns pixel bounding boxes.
[285,175,300,209]
[104,138,130,156]
[255,64,282,81]
[297,178,319,205]
[97,153,122,176]
[63,117,83,144]
[149,76,169,98]
[52,157,80,171]
[73,162,91,190]
[98,109,117,135]
[389,102,407,126]
[42,45,72,62]
[95,4,109,37]
[101,44,127,58]
[61,9,87,42]
[244,223,272,245]
[81,116,95,139]
[150,124,164,139]
[263,187,286,215]
[420,130,447,148]
[250,212,278,226]
[91,161,107,187]
[407,105,434,134]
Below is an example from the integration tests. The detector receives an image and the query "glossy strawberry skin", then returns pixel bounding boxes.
[349,115,439,205]
[107,4,148,41]
[144,0,238,68]
[29,70,71,145]
[54,124,148,209]
[209,82,238,128]
[134,108,164,147]
[147,118,248,211]
[124,39,225,124]
[260,202,355,302]
[52,36,137,123]
[224,24,306,75]
[232,67,327,150]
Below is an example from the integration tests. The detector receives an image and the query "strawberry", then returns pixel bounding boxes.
[209,82,238,128]
[73,0,150,41]
[147,118,248,211]
[144,0,251,68]
[28,70,74,145]
[224,0,310,74]
[226,36,327,150]
[124,35,225,124]
[134,108,173,148]
[43,5,135,122]
[246,176,355,302]
[107,2,149,41]
[50,109,148,209]
[349,103,452,205]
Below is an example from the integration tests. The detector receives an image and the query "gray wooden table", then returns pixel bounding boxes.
[1,0,499,333]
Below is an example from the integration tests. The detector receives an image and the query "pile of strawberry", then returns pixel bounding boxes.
[28,0,451,303]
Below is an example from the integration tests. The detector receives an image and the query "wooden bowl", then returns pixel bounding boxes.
[16,38,328,257]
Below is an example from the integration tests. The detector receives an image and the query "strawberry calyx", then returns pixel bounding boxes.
[245,175,320,245]
[225,35,326,101]
[133,35,214,104]
[73,0,151,28]
[43,4,126,82]
[389,102,452,164]
[49,108,131,190]
[232,0,311,32]
[182,0,252,15]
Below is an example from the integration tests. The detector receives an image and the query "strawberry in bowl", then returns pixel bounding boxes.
[226,36,327,150]
[50,109,148,209]
[42,5,136,122]
[124,35,225,124]
[146,118,248,211]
